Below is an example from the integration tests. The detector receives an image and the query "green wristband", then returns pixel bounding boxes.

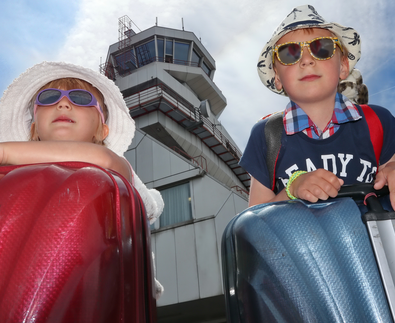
[285,171,307,200]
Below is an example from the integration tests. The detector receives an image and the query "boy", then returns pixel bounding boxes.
[240,5,395,208]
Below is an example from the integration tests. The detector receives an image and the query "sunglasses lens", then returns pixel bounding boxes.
[278,43,301,64]
[37,89,62,105]
[69,90,93,105]
[310,38,334,59]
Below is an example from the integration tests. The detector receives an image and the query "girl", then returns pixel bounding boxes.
[0,61,164,297]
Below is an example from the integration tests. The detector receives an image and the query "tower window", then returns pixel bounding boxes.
[159,182,192,227]
[157,38,164,62]
[201,61,211,76]
[136,40,156,66]
[165,40,173,63]
[174,42,190,65]
[191,49,201,67]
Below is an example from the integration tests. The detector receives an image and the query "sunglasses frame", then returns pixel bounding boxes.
[273,36,344,66]
[34,88,105,123]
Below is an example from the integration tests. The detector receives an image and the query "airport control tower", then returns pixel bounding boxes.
[101,16,249,323]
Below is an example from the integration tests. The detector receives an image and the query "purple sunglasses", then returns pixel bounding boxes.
[34,88,105,123]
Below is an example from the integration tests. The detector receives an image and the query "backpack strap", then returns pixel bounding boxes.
[360,104,383,168]
[264,111,283,192]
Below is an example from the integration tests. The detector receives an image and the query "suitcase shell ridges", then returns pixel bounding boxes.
[222,198,393,323]
[0,163,156,323]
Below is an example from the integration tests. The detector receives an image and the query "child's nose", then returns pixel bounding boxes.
[56,96,72,109]
[299,47,315,67]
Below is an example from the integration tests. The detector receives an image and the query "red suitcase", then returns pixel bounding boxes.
[0,162,156,323]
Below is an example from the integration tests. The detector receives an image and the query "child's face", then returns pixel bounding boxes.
[33,88,109,143]
[273,28,349,106]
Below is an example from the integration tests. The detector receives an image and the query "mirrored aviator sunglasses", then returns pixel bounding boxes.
[273,37,343,66]
[34,88,105,123]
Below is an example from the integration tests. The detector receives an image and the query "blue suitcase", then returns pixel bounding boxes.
[221,185,394,322]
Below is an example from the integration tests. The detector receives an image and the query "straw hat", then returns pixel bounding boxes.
[0,61,135,156]
[257,4,361,95]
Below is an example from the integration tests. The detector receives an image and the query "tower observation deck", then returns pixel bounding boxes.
[101,16,250,192]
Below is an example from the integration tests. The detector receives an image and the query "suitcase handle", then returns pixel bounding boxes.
[337,184,395,222]
[337,183,389,200]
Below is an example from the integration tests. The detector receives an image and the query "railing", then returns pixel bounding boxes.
[125,83,243,161]
[99,62,116,81]
[171,146,208,172]
[155,56,200,68]
[100,55,210,80]
[231,185,249,196]
[124,84,196,120]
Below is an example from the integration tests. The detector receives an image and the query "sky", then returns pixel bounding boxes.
[1,0,394,152]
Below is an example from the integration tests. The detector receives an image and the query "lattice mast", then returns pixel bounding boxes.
[118,15,139,50]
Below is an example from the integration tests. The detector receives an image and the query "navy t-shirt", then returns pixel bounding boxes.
[239,105,395,191]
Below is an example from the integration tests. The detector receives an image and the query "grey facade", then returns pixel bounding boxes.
[102,17,250,322]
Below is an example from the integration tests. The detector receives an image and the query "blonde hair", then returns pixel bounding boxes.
[30,78,108,145]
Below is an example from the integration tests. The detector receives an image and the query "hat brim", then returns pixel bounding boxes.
[0,61,135,156]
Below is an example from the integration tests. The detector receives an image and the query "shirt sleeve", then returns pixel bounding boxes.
[239,119,271,188]
[369,105,395,165]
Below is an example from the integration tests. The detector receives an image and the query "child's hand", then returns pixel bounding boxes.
[374,160,395,210]
[289,169,344,202]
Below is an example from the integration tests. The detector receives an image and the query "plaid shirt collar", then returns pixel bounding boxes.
[283,93,362,139]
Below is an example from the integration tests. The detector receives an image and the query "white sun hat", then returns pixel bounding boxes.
[0,61,165,225]
[257,4,361,95]
[0,61,135,156]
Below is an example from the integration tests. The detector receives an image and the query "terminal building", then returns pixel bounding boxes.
[100,16,250,323]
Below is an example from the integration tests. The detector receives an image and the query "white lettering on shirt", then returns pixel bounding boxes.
[357,159,372,182]
[366,167,377,183]
[285,164,299,178]
[306,158,317,172]
[338,154,353,177]
[277,155,374,187]
[322,154,337,175]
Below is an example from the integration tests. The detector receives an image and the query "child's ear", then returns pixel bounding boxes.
[93,123,109,145]
[274,70,283,91]
[102,124,109,140]
[339,56,350,80]
[274,73,283,91]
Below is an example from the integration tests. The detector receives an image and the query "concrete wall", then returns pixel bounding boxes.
[152,178,247,307]
[125,130,248,308]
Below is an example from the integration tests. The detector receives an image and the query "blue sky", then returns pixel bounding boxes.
[1,0,394,151]
[0,0,79,91]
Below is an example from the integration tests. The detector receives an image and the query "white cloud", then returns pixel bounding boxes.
[3,0,393,151]
[53,0,289,150]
